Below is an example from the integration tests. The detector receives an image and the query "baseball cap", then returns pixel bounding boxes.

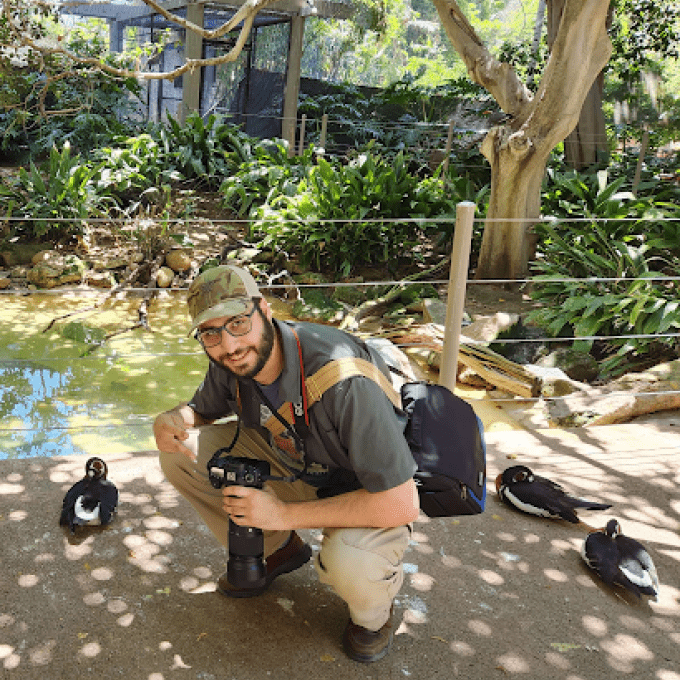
[186,265,261,333]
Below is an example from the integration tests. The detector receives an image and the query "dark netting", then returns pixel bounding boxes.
[205,22,290,138]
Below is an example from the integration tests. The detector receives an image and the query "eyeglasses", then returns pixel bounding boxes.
[195,304,257,348]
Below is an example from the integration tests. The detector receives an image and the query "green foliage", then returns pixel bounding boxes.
[609,0,679,89]
[92,131,178,210]
[529,169,680,377]
[1,21,143,157]
[251,151,458,277]
[220,141,314,220]
[162,112,241,189]
[0,142,115,240]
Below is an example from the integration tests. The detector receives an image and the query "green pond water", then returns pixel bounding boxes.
[0,291,210,460]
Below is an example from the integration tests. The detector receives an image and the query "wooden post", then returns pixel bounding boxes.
[439,201,476,392]
[442,120,455,174]
[181,2,204,123]
[282,14,305,157]
[320,113,328,151]
[298,114,307,156]
[632,128,650,196]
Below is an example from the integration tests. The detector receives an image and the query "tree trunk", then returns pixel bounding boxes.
[563,73,609,169]
[477,127,548,280]
[433,0,612,280]
[547,0,611,170]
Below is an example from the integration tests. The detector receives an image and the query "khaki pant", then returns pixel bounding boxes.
[159,422,410,631]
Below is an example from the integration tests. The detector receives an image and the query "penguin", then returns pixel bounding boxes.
[495,464,611,523]
[60,457,118,534]
[581,518,659,599]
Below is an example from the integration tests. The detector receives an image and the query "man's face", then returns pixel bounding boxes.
[201,302,275,380]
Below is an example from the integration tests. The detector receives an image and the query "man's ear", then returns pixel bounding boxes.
[258,297,272,320]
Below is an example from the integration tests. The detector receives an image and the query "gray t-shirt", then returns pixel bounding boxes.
[189,319,416,495]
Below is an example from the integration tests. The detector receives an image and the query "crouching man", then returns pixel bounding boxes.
[153,265,419,663]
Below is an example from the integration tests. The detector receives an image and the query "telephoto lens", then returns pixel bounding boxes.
[207,452,271,590]
[227,519,267,589]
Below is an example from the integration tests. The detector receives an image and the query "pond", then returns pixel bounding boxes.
[0,291,208,459]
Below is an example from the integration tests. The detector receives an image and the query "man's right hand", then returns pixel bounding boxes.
[153,407,196,461]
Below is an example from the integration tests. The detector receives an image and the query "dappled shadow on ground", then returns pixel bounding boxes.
[392,423,680,679]
[1,430,679,680]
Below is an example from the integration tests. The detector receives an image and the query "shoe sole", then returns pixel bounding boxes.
[217,543,312,598]
[343,632,393,663]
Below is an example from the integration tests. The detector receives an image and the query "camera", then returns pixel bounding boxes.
[207,452,271,590]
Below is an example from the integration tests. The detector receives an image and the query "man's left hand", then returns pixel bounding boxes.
[222,486,288,530]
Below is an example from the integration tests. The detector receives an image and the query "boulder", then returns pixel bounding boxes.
[463,312,520,343]
[156,266,175,288]
[537,347,599,383]
[27,263,63,288]
[166,249,192,273]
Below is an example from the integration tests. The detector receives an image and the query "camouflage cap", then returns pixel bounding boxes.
[186,265,261,333]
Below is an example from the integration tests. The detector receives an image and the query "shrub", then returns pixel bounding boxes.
[252,151,458,276]
[0,142,115,240]
[529,169,680,376]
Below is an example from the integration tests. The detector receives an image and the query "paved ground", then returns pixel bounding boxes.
[1,421,679,680]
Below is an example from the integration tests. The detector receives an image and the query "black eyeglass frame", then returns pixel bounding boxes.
[194,301,258,348]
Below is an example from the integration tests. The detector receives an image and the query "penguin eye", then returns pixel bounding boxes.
[514,471,528,482]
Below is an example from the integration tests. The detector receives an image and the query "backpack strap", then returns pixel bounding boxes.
[304,357,402,409]
[260,356,401,437]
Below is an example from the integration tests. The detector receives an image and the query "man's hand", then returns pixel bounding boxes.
[153,406,196,461]
[222,486,288,531]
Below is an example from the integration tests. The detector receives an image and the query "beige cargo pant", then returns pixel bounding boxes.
[159,421,410,631]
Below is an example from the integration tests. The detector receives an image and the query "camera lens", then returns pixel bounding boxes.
[227,520,267,588]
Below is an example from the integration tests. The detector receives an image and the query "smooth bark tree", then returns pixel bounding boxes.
[432,0,612,280]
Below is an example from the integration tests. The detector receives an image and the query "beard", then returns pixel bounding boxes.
[214,310,275,380]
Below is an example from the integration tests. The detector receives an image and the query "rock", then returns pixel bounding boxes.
[3,243,46,265]
[10,266,28,280]
[84,271,116,288]
[27,263,63,288]
[156,266,175,288]
[226,247,262,263]
[0,276,10,289]
[31,250,58,265]
[166,249,192,273]
[537,347,599,383]
[0,251,14,267]
[463,312,520,343]
[421,298,448,325]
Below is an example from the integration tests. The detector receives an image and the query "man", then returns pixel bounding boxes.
[153,264,419,663]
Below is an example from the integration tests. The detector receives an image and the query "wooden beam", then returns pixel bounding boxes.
[282,13,304,154]
[181,1,204,121]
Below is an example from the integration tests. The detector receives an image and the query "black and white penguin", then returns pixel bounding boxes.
[495,464,611,523]
[59,457,118,534]
[581,518,659,599]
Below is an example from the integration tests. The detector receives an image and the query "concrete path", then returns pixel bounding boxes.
[1,421,679,680]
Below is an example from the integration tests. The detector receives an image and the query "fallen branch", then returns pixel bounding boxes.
[339,259,450,332]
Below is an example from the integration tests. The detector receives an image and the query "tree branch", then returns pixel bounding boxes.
[3,0,276,82]
[431,0,533,116]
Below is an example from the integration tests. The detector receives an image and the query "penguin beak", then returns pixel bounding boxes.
[495,474,503,491]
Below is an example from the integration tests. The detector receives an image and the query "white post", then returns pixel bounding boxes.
[442,120,455,174]
[298,114,307,156]
[439,201,476,391]
[319,113,328,152]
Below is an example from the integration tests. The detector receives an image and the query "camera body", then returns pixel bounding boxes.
[208,454,271,491]
[207,451,271,590]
